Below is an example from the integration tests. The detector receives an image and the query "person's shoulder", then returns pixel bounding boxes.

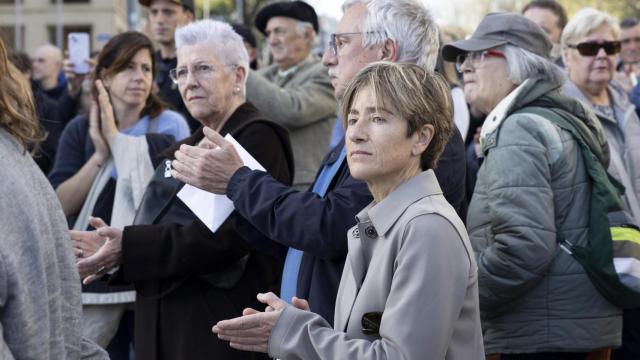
[152,110,190,136]
[299,58,330,78]
[61,114,89,138]
[156,109,187,122]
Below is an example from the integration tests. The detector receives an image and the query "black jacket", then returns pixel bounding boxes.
[114,102,293,360]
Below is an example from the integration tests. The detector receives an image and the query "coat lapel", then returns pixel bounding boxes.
[334,222,368,331]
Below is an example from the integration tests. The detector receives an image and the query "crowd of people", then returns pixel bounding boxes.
[2,0,640,359]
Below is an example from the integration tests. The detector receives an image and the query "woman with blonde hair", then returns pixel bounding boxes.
[0,37,107,359]
[562,8,640,224]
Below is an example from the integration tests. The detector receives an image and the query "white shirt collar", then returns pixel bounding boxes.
[480,79,531,146]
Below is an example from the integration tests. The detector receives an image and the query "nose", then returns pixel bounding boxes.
[132,67,145,81]
[595,47,608,58]
[184,69,199,89]
[267,32,279,46]
[322,46,336,67]
[346,119,367,144]
[460,57,473,73]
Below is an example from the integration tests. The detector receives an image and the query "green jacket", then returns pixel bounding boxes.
[467,79,622,354]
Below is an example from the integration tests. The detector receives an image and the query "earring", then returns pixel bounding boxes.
[234,86,241,94]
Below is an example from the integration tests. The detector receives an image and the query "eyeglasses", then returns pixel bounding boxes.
[567,41,621,56]
[455,50,505,73]
[621,37,640,46]
[169,63,235,85]
[328,32,364,56]
[328,31,386,56]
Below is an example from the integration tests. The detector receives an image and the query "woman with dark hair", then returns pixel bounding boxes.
[49,31,189,353]
[0,37,108,359]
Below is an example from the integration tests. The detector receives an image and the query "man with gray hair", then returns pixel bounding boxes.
[32,43,66,101]
[247,0,337,190]
[172,0,466,329]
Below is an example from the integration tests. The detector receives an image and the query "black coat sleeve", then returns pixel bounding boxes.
[226,153,372,260]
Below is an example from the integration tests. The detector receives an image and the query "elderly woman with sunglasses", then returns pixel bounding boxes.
[443,12,621,359]
[562,8,640,224]
[562,9,640,360]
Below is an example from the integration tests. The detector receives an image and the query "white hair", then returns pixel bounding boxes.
[175,20,250,76]
[501,44,565,85]
[561,8,620,48]
[296,21,315,37]
[341,0,439,72]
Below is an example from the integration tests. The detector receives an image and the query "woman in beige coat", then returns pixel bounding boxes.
[212,62,484,359]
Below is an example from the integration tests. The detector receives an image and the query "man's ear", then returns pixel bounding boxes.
[381,38,400,62]
[304,27,315,43]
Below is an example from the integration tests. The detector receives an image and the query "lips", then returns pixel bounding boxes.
[350,150,372,158]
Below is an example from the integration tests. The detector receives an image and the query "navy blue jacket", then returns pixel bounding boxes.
[227,143,371,324]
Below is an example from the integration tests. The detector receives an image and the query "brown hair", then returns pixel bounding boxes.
[0,38,43,152]
[92,31,164,119]
[340,61,453,170]
[522,0,568,30]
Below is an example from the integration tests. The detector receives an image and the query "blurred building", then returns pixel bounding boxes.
[0,0,138,54]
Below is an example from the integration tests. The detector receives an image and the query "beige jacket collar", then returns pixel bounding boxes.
[357,169,443,237]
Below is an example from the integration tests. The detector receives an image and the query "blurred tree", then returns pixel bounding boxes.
[556,0,640,20]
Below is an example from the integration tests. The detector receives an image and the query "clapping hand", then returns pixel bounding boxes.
[212,292,310,353]
[71,216,123,284]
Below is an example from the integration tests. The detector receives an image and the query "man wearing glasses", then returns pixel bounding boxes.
[246,1,337,191]
[172,0,465,325]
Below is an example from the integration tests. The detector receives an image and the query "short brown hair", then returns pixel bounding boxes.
[92,31,164,119]
[0,38,43,152]
[522,0,568,30]
[340,61,453,170]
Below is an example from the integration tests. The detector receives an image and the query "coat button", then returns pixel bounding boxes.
[365,226,378,238]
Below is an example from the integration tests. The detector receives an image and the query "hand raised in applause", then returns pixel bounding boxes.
[171,126,244,194]
[94,79,119,143]
[88,99,110,163]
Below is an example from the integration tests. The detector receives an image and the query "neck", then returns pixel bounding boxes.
[203,97,245,132]
[366,164,420,203]
[41,76,59,91]
[583,84,610,105]
[113,102,146,130]
[159,42,177,59]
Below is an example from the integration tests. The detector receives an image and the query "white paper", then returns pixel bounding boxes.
[177,134,265,233]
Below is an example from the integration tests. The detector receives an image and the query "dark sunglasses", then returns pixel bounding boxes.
[567,41,621,56]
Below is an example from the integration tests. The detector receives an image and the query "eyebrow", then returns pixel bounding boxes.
[348,106,392,115]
